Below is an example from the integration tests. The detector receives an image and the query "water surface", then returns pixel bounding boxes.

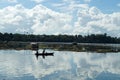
[0,50,120,80]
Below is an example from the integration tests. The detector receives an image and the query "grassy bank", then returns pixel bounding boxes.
[0,41,120,53]
[39,43,120,53]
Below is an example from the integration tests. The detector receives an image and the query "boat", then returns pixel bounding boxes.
[35,49,54,59]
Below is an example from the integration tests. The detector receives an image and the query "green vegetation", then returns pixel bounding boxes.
[0,32,120,43]
[0,32,120,52]
[39,43,120,53]
[0,41,119,52]
[0,41,29,50]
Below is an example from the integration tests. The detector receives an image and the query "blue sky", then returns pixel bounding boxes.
[0,0,119,13]
[0,0,120,36]
[89,0,120,13]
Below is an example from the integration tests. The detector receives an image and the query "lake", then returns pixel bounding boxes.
[0,49,120,80]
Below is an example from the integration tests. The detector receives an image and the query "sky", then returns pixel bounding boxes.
[0,0,120,37]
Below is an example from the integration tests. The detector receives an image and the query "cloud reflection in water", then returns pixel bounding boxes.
[0,50,120,80]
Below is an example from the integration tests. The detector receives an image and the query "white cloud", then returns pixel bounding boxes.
[73,6,120,36]
[0,4,72,34]
[52,0,120,36]
[30,4,72,34]
[0,3,120,36]
[0,4,31,33]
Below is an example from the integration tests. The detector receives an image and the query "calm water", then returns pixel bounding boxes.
[0,50,120,80]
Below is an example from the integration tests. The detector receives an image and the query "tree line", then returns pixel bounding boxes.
[0,32,120,43]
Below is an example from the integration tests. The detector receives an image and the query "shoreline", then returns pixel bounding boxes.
[0,41,120,53]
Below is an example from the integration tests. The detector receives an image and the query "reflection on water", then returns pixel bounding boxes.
[0,50,120,80]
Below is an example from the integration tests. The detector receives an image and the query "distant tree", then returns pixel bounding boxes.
[0,32,119,43]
